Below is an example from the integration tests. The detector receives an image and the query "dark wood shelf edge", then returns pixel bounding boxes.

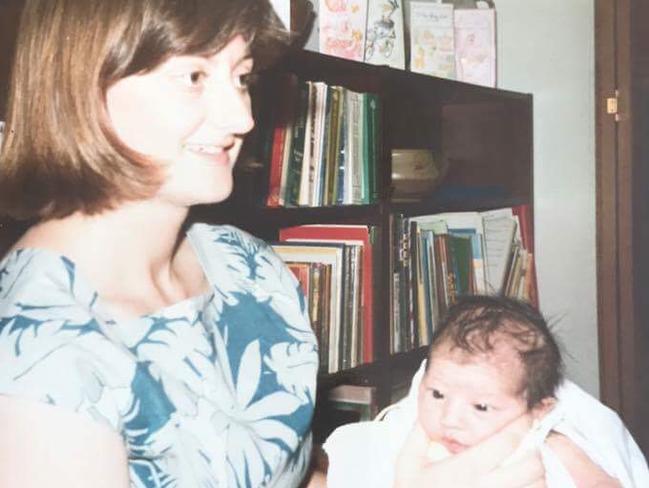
[317,346,428,391]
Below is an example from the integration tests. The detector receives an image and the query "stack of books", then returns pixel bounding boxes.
[272,224,377,373]
[262,73,380,208]
[390,204,537,353]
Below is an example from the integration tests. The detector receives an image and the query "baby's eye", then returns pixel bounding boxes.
[474,403,489,412]
[431,389,444,400]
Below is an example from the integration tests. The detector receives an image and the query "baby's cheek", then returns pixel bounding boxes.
[474,411,534,446]
[417,402,441,441]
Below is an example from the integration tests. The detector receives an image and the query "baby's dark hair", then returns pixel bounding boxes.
[427,295,564,409]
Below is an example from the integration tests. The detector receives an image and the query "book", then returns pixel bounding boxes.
[364,92,380,203]
[327,384,378,421]
[481,208,517,293]
[287,261,312,297]
[409,2,456,79]
[298,81,317,206]
[285,79,310,206]
[279,224,375,364]
[364,0,406,69]
[345,89,365,204]
[319,0,368,62]
[311,82,330,206]
[271,242,346,372]
[324,85,344,205]
[454,8,496,87]
[266,73,298,207]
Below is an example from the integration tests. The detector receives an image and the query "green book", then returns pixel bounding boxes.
[363,93,380,203]
[285,79,309,207]
[324,86,343,206]
[448,234,474,297]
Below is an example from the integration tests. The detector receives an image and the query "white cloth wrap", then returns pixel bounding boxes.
[323,360,649,488]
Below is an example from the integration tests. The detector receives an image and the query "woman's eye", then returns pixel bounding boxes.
[236,72,258,90]
[180,70,206,87]
[431,389,444,400]
[474,403,489,412]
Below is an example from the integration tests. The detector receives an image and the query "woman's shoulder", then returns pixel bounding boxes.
[0,247,99,323]
[0,248,134,432]
[188,222,268,253]
[188,223,291,282]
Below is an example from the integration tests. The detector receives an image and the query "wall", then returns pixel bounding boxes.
[496,1,599,396]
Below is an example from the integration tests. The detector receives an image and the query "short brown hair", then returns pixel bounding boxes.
[0,0,289,220]
[427,295,564,409]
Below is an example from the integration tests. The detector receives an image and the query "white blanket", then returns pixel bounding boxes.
[323,360,649,488]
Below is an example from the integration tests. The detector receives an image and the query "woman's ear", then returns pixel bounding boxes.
[531,396,557,421]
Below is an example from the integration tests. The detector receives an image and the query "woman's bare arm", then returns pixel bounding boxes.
[0,395,130,488]
[545,432,622,488]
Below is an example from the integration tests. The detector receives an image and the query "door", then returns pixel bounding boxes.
[596,0,649,455]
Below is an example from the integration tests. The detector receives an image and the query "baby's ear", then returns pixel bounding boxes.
[531,397,557,420]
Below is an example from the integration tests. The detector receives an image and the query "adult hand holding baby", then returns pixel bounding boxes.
[394,413,545,488]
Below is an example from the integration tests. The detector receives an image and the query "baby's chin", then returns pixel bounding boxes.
[427,441,453,461]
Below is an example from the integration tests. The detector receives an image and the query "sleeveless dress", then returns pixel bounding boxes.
[0,223,318,487]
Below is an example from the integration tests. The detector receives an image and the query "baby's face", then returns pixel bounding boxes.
[417,343,529,454]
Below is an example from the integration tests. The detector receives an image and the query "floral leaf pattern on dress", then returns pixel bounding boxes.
[0,224,318,487]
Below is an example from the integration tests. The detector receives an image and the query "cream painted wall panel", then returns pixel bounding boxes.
[495,0,598,396]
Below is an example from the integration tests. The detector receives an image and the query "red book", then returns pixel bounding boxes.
[279,224,375,364]
[266,125,286,207]
[512,203,534,253]
[512,204,538,306]
[266,74,298,207]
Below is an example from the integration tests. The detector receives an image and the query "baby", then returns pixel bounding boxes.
[418,295,621,486]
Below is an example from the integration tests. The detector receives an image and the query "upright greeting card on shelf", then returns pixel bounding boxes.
[364,0,406,69]
[408,2,456,79]
[319,0,368,62]
[454,8,496,87]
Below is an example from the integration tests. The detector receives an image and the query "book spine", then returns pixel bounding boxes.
[365,93,380,203]
[285,79,309,207]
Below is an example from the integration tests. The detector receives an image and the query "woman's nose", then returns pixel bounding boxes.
[205,82,255,136]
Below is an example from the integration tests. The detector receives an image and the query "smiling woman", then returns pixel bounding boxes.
[0,1,319,487]
[105,35,256,206]
[0,0,283,220]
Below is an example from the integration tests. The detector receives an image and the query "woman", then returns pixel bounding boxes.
[0,0,318,486]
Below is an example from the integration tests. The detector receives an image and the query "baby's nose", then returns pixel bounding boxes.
[439,401,464,428]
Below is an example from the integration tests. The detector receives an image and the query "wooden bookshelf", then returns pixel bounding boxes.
[191,47,534,439]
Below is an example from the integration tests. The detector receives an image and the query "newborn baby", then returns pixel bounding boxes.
[417,296,621,486]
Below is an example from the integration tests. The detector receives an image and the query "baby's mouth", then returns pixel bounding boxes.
[441,437,468,454]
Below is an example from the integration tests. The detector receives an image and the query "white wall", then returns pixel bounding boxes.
[496,1,599,396]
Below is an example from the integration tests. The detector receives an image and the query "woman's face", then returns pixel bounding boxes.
[106,35,255,207]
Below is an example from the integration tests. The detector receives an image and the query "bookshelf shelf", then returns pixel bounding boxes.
[191,46,534,441]
[317,345,429,390]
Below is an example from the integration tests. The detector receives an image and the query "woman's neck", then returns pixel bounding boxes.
[17,200,207,317]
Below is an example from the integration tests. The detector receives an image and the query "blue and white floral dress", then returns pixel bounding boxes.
[0,223,318,487]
